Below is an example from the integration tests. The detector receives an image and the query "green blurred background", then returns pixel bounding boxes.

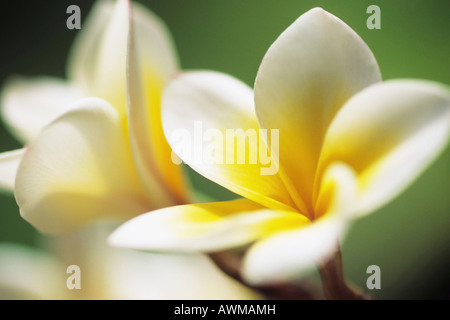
[0,0,449,299]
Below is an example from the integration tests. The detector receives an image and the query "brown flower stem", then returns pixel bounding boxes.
[209,251,242,283]
[208,251,320,300]
[318,245,371,300]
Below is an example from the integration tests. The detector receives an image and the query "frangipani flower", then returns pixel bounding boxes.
[110,8,450,285]
[0,0,259,300]
[0,0,189,233]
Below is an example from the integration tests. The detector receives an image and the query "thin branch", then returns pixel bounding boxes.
[318,246,372,300]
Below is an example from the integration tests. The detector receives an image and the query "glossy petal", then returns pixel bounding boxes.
[162,71,297,212]
[254,8,381,216]
[0,149,24,192]
[126,5,187,206]
[109,198,309,252]
[317,80,450,215]
[15,98,149,234]
[1,77,83,142]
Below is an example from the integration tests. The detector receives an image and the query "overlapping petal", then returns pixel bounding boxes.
[109,198,309,252]
[243,217,343,285]
[0,0,190,234]
[68,0,129,115]
[126,5,188,206]
[162,71,297,212]
[67,0,115,94]
[254,8,381,216]
[243,162,357,284]
[15,98,149,234]
[1,77,83,142]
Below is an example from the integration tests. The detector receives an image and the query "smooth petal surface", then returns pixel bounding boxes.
[109,198,309,252]
[162,71,297,212]
[52,225,258,299]
[243,162,357,284]
[0,149,24,192]
[255,8,381,216]
[68,0,129,115]
[15,98,149,234]
[1,77,83,142]
[106,249,259,299]
[126,4,187,206]
[131,1,179,82]
[317,80,450,215]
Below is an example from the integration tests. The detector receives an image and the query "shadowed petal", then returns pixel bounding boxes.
[15,98,149,234]
[127,4,188,206]
[1,77,83,142]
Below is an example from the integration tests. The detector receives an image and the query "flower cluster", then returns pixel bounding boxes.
[0,0,449,299]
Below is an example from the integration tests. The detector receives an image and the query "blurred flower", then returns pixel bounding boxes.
[0,0,256,299]
[0,230,258,300]
[110,8,450,285]
[0,0,189,233]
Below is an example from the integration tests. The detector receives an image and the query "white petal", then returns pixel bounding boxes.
[1,77,83,142]
[162,71,297,212]
[254,7,381,216]
[0,149,24,192]
[131,1,179,82]
[67,0,129,114]
[243,216,346,285]
[106,250,259,299]
[50,224,258,299]
[314,162,358,219]
[15,98,149,234]
[67,0,114,92]
[0,243,65,299]
[126,4,188,206]
[318,80,450,216]
[109,198,308,253]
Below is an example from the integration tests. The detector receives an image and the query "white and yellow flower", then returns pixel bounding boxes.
[110,8,450,285]
[0,0,259,300]
[0,0,189,233]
